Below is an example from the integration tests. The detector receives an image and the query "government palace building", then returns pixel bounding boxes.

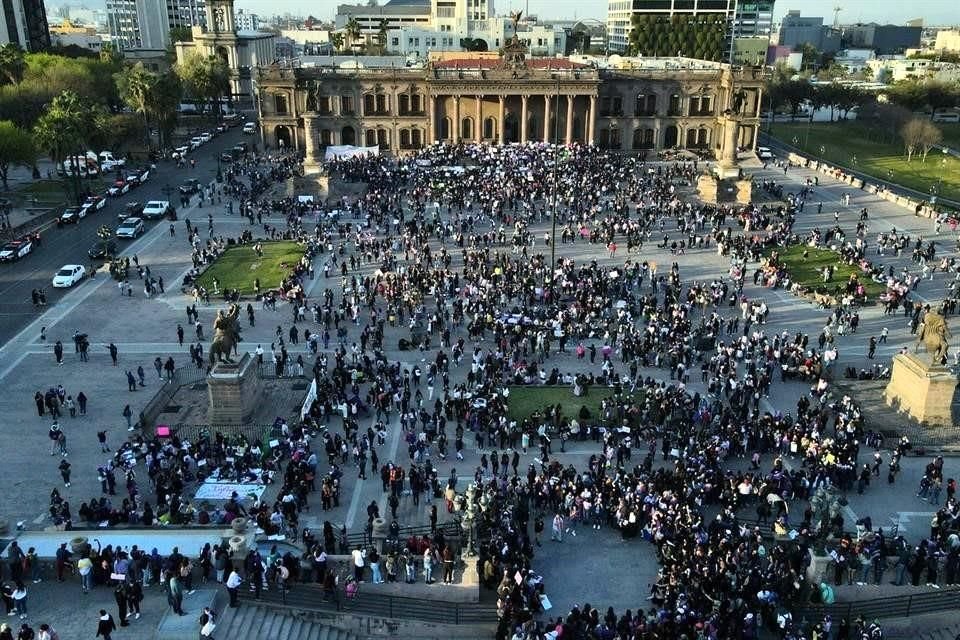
[254,45,766,160]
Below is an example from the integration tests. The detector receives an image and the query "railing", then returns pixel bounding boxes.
[247,583,496,625]
[139,365,208,430]
[340,521,461,550]
[793,588,960,623]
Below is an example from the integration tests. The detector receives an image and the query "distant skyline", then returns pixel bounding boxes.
[223,0,959,25]
[56,0,960,26]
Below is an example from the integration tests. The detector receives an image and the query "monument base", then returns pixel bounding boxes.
[698,174,751,205]
[884,352,959,426]
[207,353,262,426]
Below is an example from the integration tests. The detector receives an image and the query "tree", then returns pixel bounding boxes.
[345,17,362,50]
[376,19,389,55]
[176,51,231,119]
[0,120,35,190]
[900,118,941,162]
[116,62,157,149]
[169,27,193,44]
[0,44,25,85]
[331,32,344,53]
[925,82,959,118]
[795,42,821,71]
[151,71,183,148]
[33,91,106,204]
[886,80,928,112]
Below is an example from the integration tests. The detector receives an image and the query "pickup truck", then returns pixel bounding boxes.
[141,200,173,220]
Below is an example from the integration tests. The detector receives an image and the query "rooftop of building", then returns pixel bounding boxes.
[336,3,430,15]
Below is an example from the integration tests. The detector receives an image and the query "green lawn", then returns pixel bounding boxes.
[196,241,304,295]
[769,122,960,202]
[8,179,69,206]
[771,244,887,300]
[506,385,616,423]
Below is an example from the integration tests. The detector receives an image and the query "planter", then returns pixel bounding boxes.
[228,535,247,554]
[70,536,89,555]
[230,517,248,534]
[371,517,387,538]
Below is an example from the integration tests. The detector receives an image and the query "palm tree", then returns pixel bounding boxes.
[346,17,362,52]
[116,62,158,150]
[377,19,389,55]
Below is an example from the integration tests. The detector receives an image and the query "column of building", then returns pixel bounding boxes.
[429,95,437,144]
[303,115,318,164]
[520,95,528,144]
[565,96,573,145]
[475,96,482,141]
[588,96,597,146]
[544,95,552,144]
[498,96,506,145]
[453,96,461,143]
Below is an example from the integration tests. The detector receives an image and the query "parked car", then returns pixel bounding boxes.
[0,238,33,261]
[107,179,130,197]
[121,202,144,221]
[220,152,234,163]
[141,200,173,220]
[59,206,85,224]
[115,217,144,239]
[172,146,189,159]
[52,264,86,287]
[199,132,213,143]
[756,146,773,160]
[179,179,201,195]
[136,168,150,183]
[80,195,106,216]
[87,239,118,260]
[99,151,125,171]
[189,136,204,149]
[242,122,256,134]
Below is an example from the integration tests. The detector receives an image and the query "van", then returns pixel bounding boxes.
[99,151,125,171]
[242,122,256,134]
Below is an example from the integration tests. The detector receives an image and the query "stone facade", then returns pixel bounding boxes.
[255,56,765,159]
[207,353,262,426]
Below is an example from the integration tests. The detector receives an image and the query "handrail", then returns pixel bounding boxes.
[245,582,495,624]
[793,587,960,623]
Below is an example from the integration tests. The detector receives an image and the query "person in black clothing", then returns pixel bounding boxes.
[114,583,129,626]
[96,610,116,640]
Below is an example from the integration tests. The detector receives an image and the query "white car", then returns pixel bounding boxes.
[242,122,256,134]
[59,207,86,224]
[116,217,144,239]
[199,132,213,143]
[0,239,33,261]
[757,146,773,160]
[190,136,204,149]
[52,264,86,288]
[141,200,171,220]
[107,180,131,197]
[172,146,189,159]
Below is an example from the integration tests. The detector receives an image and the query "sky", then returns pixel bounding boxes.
[221,0,959,25]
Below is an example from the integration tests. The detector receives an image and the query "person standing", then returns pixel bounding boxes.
[225,568,242,608]
[58,459,71,488]
[53,341,63,366]
[11,582,26,620]
[77,392,87,415]
[122,405,133,430]
[127,580,142,620]
[113,582,129,626]
[95,610,116,640]
[108,343,118,366]
[166,571,185,615]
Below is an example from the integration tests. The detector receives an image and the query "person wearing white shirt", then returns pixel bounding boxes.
[226,569,242,608]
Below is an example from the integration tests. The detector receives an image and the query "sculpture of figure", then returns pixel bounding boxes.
[209,303,241,365]
[731,89,747,116]
[916,308,951,364]
[509,10,523,36]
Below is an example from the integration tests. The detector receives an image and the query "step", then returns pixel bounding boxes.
[243,606,270,640]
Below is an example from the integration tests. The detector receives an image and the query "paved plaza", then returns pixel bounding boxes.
[0,140,958,639]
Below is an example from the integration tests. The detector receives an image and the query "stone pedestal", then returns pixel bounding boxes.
[207,353,262,426]
[884,352,959,426]
[697,174,718,203]
[735,179,752,204]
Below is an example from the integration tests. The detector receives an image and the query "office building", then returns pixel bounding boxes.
[774,11,840,54]
[607,0,775,55]
[107,0,206,51]
[842,23,922,55]
[1,0,50,50]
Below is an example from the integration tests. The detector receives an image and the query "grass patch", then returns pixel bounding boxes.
[196,241,304,295]
[506,385,616,423]
[770,244,887,299]
[8,179,69,206]
[769,122,960,202]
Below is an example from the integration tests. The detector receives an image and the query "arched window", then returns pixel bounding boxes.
[461,117,473,140]
[411,128,423,148]
[400,129,411,148]
[411,94,423,113]
[668,94,681,116]
[440,117,451,140]
[320,129,332,146]
[376,128,389,149]
[598,128,610,149]
[365,129,377,146]
[697,127,709,147]
[483,117,496,139]
[341,126,355,145]
[398,94,410,115]
[363,94,376,115]
[274,94,288,115]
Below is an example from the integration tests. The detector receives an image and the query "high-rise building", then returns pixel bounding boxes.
[107,0,206,51]
[0,0,50,50]
[607,0,774,56]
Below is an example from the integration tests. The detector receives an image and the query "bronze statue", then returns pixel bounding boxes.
[916,308,951,364]
[509,10,523,35]
[209,303,241,365]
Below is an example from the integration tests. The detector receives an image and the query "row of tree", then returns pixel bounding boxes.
[0,44,232,191]
[627,14,727,62]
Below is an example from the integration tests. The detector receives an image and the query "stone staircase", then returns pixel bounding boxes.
[882,613,960,640]
[216,603,358,640]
